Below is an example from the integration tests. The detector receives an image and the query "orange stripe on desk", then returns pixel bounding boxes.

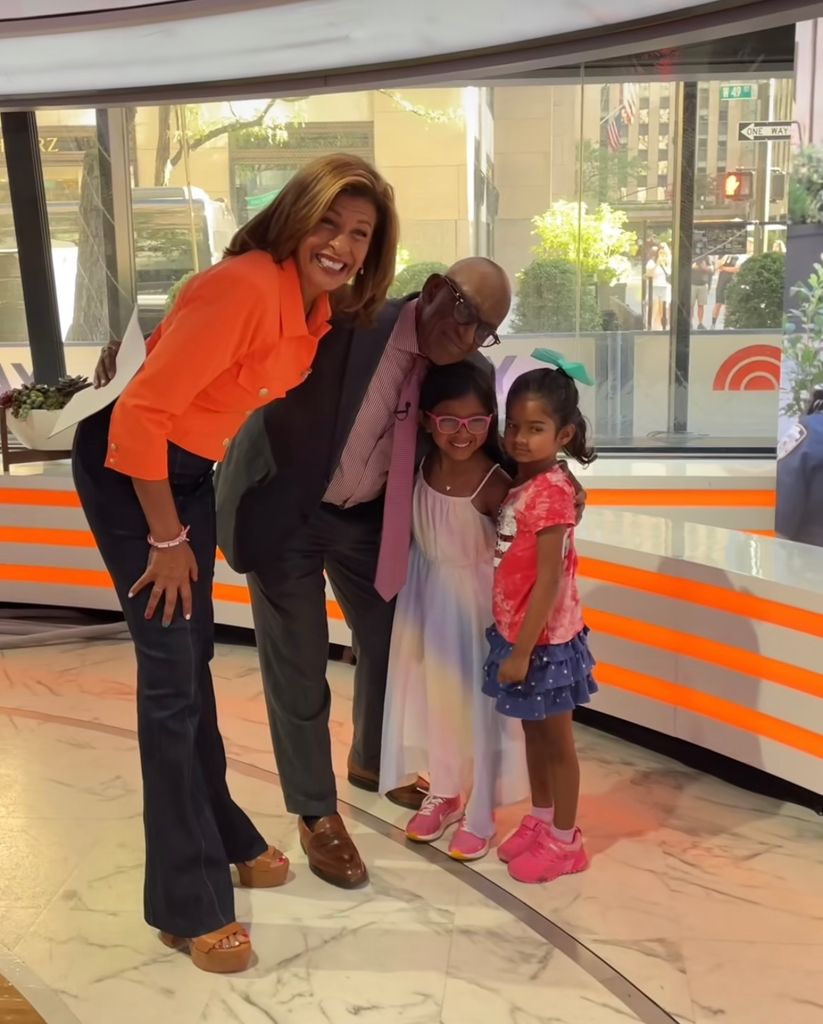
[0,526,95,548]
[0,526,229,555]
[0,564,110,587]
[0,488,80,508]
[586,489,774,507]
[579,557,823,639]
[0,565,348,624]
[598,662,823,759]
[0,525,779,557]
[0,486,774,511]
[186,585,823,700]
[1,564,818,757]
[2,542,819,641]
[587,608,823,699]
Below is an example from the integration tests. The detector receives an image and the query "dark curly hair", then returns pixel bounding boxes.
[505,368,596,466]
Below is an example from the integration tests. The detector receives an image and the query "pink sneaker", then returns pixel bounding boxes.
[406,794,462,842]
[497,815,545,863]
[448,821,492,861]
[508,826,589,884]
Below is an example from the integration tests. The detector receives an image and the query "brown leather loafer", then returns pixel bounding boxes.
[298,814,368,889]
[385,777,429,810]
[347,759,429,811]
[347,765,379,793]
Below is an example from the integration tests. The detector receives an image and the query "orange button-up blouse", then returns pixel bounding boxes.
[105,251,331,481]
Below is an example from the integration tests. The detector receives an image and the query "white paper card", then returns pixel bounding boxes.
[50,307,147,436]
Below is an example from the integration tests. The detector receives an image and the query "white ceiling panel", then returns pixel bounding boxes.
[0,0,816,104]
[0,1,170,17]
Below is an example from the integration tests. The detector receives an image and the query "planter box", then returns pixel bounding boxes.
[7,409,76,451]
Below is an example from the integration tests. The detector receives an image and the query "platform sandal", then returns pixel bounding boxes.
[235,845,289,888]
[159,923,251,974]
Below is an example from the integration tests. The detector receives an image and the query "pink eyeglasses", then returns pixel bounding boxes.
[426,413,493,435]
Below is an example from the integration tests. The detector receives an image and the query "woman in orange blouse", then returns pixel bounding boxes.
[72,154,398,974]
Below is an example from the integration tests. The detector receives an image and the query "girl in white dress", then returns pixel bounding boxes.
[380,360,528,860]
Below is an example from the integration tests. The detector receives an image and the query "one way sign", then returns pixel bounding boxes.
[738,121,793,142]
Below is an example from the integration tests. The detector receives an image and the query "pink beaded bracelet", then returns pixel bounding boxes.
[148,525,190,549]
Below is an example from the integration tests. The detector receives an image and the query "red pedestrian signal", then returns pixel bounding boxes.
[721,170,753,200]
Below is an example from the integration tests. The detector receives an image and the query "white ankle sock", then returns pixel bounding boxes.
[531,805,554,824]
[550,824,576,844]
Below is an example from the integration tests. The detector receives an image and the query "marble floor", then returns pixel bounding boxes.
[0,633,820,1024]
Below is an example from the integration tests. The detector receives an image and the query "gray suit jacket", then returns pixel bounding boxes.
[216,297,411,574]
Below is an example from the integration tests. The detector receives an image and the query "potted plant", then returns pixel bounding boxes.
[0,376,90,450]
[786,146,823,314]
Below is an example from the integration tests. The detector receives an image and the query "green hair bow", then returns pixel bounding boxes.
[531,348,594,387]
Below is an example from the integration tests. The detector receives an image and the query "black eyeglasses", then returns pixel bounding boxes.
[441,275,501,349]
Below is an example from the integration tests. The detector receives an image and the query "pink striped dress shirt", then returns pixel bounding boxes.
[324,300,420,508]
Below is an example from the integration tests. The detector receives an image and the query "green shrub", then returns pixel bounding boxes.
[724,252,785,329]
[531,201,636,285]
[782,261,823,418]
[388,261,448,298]
[788,146,823,224]
[511,258,601,333]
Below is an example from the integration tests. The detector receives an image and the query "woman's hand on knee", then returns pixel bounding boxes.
[128,546,199,626]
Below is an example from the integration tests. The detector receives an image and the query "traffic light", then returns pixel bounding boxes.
[721,170,754,201]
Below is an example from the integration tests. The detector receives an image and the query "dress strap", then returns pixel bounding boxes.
[470,463,499,500]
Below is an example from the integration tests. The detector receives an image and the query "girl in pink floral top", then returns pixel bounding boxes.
[483,365,597,885]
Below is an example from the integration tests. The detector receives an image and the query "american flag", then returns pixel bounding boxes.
[607,117,621,152]
[621,83,639,125]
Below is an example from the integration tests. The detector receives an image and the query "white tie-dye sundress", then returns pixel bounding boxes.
[379,463,528,838]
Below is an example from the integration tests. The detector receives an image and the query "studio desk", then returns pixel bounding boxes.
[1,458,819,797]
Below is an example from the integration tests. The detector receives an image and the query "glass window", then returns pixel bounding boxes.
[34,110,112,356]
[230,120,374,224]
[128,102,376,333]
[0,144,29,369]
[16,28,791,452]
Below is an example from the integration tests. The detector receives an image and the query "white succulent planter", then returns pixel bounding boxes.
[7,409,76,451]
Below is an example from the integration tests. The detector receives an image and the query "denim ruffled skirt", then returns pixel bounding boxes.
[482,624,597,721]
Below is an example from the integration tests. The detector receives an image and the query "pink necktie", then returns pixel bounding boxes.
[374,358,426,601]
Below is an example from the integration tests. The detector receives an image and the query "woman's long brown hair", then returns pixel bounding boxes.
[224,153,398,324]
